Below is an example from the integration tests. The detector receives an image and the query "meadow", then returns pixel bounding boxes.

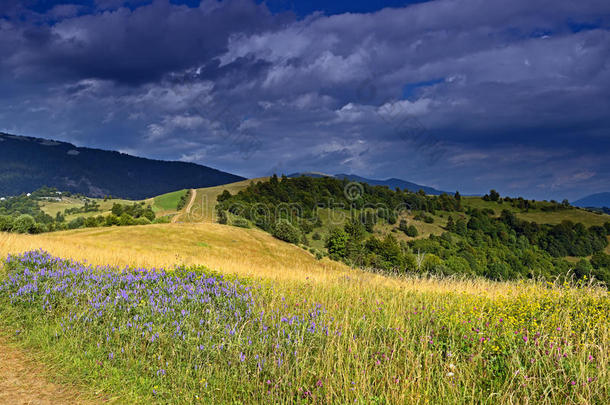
[0,225,608,404]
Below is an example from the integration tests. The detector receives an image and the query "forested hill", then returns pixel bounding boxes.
[0,133,244,199]
[217,175,610,285]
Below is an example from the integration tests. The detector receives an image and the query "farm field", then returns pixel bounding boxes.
[1,224,608,404]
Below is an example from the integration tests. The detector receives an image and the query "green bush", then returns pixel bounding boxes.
[272,220,300,244]
[406,225,418,237]
[135,217,152,225]
[105,214,120,226]
[12,214,36,233]
[119,213,135,226]
[325,228,349,259]
[0,215,13,232]
[312,232,321,241]
[232,218,251,228]
[153,215,172,224]
[67,217,85,230]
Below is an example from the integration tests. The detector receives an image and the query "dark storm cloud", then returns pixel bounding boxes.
[1,0,610,200]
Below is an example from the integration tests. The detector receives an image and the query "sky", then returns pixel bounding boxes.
[1,0,609,201]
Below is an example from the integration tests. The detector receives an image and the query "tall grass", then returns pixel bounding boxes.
[0,227,608,403]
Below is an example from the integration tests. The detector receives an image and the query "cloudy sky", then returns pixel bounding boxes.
[1,0,609,200]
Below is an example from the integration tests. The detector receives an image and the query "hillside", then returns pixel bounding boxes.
[573,192,610,208]
[1,224,608,404]
[214,175,610,283]
[0,132,244,199]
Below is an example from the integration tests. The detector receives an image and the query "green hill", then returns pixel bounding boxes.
[210,175,610,284]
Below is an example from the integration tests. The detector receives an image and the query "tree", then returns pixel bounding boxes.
[12,214,36,233]
[406,225,418,237]
[218,210,228,224]
[0,215,13,232]
[67,216,85,230]
[325,228,349,259]
[399,219,408,233]
[344,218,365,241]
[105,214,119,226]
[119,213,135,226]
[446,215,455,231]
[111,203,123,216]
[272,220,300,244]
[364,211,376,233]
[489,189,500,202]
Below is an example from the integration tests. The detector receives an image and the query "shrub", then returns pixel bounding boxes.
[105,214,120,226]
[272,220,300,244]
[153,215,171,224]
[0,215,13,232]
[232,218,250,228]
[119,213,135,226]
[422,254,443,273]
[67,217,85,230]
[325,228,349,259]
[406,225,418,237]
[312,232,321,241]
[135,217,152,225]
[11,214,36,233]
[217,209,228,225]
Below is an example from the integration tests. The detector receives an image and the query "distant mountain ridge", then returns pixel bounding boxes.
[288,172,448,195]
[0,132,245,199]
[573,192,610,208]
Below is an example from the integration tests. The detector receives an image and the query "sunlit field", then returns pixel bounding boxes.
[1,226,608,404]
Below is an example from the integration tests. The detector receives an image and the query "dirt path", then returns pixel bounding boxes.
[0,336,97,404]
[171,188,197,223]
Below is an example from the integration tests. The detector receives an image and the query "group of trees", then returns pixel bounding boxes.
[483,189,571,212]
[176,190,192,210]
[0,188,160,234]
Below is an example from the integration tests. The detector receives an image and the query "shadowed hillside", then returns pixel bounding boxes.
[0,133,244,199]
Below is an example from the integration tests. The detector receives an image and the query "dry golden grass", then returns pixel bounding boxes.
[0,224,571,301]
[184,177,269,222]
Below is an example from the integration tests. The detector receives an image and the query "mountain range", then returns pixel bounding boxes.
[572,192,610,209]
[0,132,244,200]
[288,172,448,195]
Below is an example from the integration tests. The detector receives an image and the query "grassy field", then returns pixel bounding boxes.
[40,196,136,221]
[152,189,187,213]
[0,224,608,404]
[185,178,269,222]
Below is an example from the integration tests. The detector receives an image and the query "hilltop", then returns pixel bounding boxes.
[573,192,610,209]
[0,132,244,199]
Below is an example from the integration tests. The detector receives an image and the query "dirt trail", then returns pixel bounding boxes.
[171,188,197,223]
[0,336,97,404]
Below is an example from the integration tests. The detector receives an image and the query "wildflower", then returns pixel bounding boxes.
[446,372,454,377]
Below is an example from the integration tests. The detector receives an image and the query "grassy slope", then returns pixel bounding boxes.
[152,189,187,213]
[462,196,610,227]
[40,196,139,221]
[185,177,269,222]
